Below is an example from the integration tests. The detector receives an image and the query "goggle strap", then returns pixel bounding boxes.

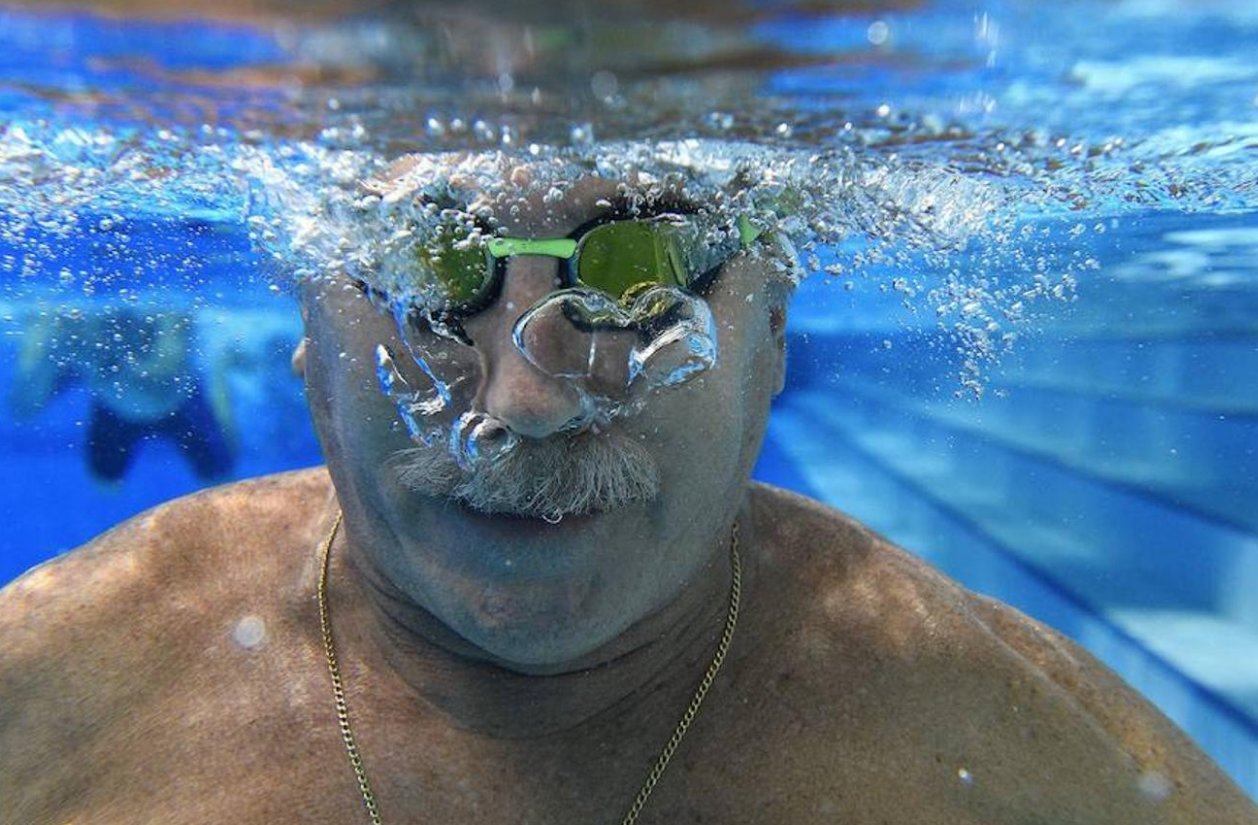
[737,213,762,247]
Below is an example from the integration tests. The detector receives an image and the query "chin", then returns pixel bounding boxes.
[456,593,620,672]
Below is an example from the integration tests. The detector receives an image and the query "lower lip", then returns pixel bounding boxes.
[451,498,600,532]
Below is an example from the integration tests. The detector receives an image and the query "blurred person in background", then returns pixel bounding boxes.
[9,306,238,483]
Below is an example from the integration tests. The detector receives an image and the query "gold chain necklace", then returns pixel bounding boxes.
[317,510,742,825]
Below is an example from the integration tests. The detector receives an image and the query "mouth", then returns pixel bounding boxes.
[448,495,602,528]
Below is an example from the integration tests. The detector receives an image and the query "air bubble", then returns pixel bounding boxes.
[232,616,266,649]
[1137,771,1172,803]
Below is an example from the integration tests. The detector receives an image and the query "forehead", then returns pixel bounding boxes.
[365,153,704,236]
[493,176,626,236]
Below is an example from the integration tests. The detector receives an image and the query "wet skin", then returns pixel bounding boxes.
[2,172,1257,824]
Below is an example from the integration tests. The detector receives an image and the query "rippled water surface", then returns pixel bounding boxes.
[2,0,1257,799]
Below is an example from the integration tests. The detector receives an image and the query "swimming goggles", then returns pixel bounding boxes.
[409,211,766,334]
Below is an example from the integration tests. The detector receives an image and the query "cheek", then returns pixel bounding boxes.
[671,313,777,481]
[306,304,407,451]
[646,370,747,484]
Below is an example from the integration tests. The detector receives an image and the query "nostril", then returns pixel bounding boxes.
[452,411,520,470]
[474,416,511,444]
[558,400,597,435]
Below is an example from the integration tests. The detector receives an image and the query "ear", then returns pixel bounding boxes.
[768,304,788,396]
[292,281,318,378]
[291,337,308,378]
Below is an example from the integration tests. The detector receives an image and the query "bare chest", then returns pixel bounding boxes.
[25,619,1148,825]
[39,681,1041,825]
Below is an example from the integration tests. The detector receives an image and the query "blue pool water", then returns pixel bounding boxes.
[2,0,1257,801]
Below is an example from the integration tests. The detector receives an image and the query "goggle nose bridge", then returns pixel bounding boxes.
[486,236,579,260]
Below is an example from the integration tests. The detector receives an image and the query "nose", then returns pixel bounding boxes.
[463,257,589,439]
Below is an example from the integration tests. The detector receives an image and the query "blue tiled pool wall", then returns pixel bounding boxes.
[764,317,1258,798]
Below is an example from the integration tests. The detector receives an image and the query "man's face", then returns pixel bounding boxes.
[300,169,787,671]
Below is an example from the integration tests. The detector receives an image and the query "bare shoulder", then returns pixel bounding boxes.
[0,467,333,642]
[737,483,1258,824]
[0,468,335,817]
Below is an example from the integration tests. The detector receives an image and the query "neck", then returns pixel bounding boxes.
[325,513,743,739]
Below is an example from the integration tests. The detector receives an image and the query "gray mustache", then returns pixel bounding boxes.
[392,430,659,521]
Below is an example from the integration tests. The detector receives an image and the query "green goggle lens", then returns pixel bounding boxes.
[575,220,689,300]
[417,224,492,305]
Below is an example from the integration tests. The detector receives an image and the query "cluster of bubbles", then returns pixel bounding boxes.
[1,117,1105,408]
[241,138,1026,425]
